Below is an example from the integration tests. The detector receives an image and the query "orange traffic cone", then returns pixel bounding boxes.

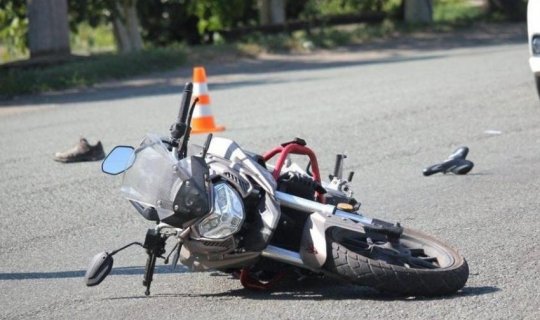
[190,66,225,134]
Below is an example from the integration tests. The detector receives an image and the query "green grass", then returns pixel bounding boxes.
[236,1,486,54]
[0,47,187,97]
[70,23,116,55]
[434,0,485,24]
[235,21,393,54]
[1,22,116,63]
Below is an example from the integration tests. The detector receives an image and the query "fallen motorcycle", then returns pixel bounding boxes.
[85,83,469,296]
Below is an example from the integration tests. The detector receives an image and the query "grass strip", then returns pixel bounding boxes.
[0,47,187,97]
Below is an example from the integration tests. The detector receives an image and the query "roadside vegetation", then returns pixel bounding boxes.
[0,47,187,96]
[0,0,526,98]
[236,1,487,54]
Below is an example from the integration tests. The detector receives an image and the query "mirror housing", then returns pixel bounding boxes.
[102,146,135,175]
[84,252,114,286]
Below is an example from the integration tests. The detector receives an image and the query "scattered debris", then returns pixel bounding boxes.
[484,130,502,135]
[54,138,105,163]
[423,146,474,176]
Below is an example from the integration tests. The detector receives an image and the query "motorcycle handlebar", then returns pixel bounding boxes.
[170,82,194,142]
[178,82,193,124]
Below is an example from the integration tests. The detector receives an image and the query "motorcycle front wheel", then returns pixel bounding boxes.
[325,227,469,296]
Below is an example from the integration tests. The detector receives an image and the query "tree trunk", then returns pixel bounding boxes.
[27,0,71,59]
[258,0,286,25]
[258,0,271,25]
[270,0,286,24]
[404,0,433,24]
[112,0,143,53]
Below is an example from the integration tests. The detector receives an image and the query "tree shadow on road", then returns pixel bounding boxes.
[0,22,526,108]
[0,54,444,108]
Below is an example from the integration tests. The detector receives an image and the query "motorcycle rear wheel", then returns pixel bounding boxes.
[325,227,469,296]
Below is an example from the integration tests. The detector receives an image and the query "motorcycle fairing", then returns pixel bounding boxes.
[206,137,281,239]
[207,137,277,194]
[120,134,212,227]
[178,137,282,271]
[120,134,185,219]
[169,155,211,227]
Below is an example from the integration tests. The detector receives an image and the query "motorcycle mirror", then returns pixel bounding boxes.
[84,252,114,286]
[101,146,135,175]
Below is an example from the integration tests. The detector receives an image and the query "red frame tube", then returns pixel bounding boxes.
[263,143,324,203]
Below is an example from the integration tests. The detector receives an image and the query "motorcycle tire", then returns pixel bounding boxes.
[325,227,469,296]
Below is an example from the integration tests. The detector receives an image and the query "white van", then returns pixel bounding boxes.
[528,0,540,98]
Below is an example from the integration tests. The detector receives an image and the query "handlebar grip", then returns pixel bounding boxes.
[178,82,193,124]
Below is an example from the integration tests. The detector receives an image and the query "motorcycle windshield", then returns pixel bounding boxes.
[120,134,186,214]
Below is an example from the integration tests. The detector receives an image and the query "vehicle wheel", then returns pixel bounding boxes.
[535,75,540,99]
[325,227,469,296]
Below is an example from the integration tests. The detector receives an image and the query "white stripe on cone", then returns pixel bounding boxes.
[192,105,214,117]
[193,82,208,95]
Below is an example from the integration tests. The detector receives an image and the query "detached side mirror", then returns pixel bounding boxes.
[102,146,135,175]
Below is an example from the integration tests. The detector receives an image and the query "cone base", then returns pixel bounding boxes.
[191,115,225,134]
[191,125,225,134]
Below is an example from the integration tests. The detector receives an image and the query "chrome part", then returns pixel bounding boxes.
[155,222,182,236]
[276,191,335,215]
[276,191,373,225]
[197,182,245,239]
[180,241,259,272]
[156,222,176,230]
[261,245,306,268]
[334,210,373,225]
[324,176,354,199]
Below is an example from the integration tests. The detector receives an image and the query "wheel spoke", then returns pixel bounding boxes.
[409,248,425,255]
[341,234,442,270]
[419,256,438,263]
[407,256,438,269]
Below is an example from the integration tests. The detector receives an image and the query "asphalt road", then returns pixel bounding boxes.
[1,29,539,319]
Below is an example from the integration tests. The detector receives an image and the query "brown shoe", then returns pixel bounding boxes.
[54,138,105,163]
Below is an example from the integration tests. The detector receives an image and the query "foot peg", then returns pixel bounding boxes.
[423,146,474,176]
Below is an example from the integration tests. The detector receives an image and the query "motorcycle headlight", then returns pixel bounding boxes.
[197,182,245,239]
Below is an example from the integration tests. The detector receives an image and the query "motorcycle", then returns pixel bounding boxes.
[85,83,469,296]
